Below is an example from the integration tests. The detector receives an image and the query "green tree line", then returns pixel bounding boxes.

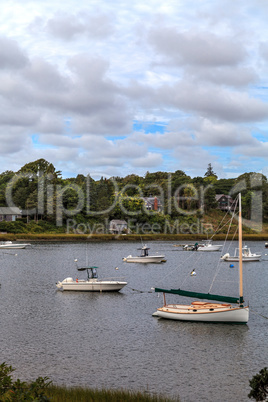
[0,159,267,234]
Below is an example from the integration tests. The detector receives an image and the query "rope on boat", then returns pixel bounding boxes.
[126,286,152,293]
[250,309,268,320]
[209,196,239,294]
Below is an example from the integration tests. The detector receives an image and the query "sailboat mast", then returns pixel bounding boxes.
[238,193,244,307]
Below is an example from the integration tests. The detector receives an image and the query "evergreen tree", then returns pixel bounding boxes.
[204,163,217,179]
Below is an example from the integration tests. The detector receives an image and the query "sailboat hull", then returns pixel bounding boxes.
[156,304,249,324]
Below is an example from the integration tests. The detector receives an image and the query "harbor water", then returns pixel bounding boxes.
[0,240,267,401]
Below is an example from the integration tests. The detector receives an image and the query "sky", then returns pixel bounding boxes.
[1,0,268,180]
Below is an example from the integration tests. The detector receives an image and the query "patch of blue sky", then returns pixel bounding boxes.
[201,145,235,167]
[252,126,268,141]
[133,120,168,134]
[31,134,56,149]
[202,145,233,156]
[104,135,128,141]
[204,145,266,177]
[249,85,268,102]
[71,134,82,139]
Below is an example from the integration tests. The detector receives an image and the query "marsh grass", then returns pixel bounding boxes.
[46,385,179,401]
[1,232,267,242]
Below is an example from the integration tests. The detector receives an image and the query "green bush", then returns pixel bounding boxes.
[0,221,27,234]
[248,367,268,401]
[0,362,51,401]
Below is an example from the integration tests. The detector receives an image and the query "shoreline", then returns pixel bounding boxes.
[1,233,268,242]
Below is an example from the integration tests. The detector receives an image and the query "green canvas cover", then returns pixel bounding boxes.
[154,288,240,304]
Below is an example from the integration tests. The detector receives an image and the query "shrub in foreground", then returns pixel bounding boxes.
[0,362,178,401]
[0,362,50,401]
[46,385,178,401]
[248,367,268,401]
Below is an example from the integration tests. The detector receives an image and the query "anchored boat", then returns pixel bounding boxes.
[123,245,165,263]
[221,246,261,262]
[0,241,31,249]
[153,193,249,324]
[56,266,127,292]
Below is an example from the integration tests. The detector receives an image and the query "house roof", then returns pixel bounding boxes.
[141,197,162,206]
[109,219,127,225]
[215,194,233,201]
[0,207,22,215]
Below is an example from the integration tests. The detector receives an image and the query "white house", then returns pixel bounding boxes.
[109,219,128,234]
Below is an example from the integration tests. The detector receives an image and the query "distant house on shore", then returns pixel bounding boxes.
[141,197,163,212]
[0,207,22,222]
[109,219,128,234]
[215,194,234,211]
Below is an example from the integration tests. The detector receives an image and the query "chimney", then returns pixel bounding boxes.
[154,197,158,211]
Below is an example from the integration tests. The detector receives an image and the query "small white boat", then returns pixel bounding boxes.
[0,241,31,249]
[221,246,261,262]
[265,242,268,248]
[56,266,127,292]
[123,245,165,263]
[197,240,223,252]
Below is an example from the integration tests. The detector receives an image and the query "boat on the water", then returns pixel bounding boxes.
[221,246,261,262]
[153,193,249,324]
[183,240,222,251]
[265,242,268,248]
[183,243,198,251]
[0,241,31,249]
[123,245,165,263]
[197,240,223,252]
[56,266,127,292]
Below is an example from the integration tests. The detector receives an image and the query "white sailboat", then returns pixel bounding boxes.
[153,193,249,324]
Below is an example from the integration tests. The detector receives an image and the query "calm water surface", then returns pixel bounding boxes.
[0,240,267,402]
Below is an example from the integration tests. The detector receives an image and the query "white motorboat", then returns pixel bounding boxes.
[56,266,127,292]
[0,241,31,249]
[197,240,223,251]
[123,245,165,263]
[221,246,261,262]
[153,193,249,324]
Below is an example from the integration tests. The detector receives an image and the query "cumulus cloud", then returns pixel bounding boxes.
[190,118,255,146]
[46,11,115,40]
[0,1,267,179]
[155,81,268,123]
[148,28,246,67]
[0,36,29,69]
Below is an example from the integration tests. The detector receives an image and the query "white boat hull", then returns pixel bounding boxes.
[123,255,165,263]
[155,303,249,324]
[197,245,222,251]
[56,278,127,292]
[0,242,31,249]
[221,250,261,262]
[222,256,261,262]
